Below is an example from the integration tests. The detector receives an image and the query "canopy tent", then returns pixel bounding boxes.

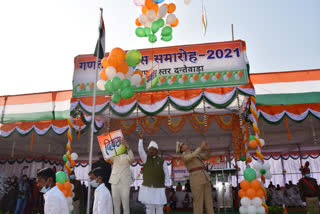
[0,69,319,159]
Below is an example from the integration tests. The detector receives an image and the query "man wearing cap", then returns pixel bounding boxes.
[298,161,320,213]
[138,132,170,214]
[176,140,214,214]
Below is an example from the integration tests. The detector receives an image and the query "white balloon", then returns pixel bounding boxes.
[255,171,261,179]
[178,78,184,84]
[251,197,262,207]
[264,171,272,179]
[97,80,106,91]
[147,9,157,21]
[71,184,74,191]
[239,206,248,214]
[256,206,266,214]
[145,20,152,28]
[158,5,168,18]
[254,162,263,170]
[167,79,173,85]
[223,75,229,81]
[106,66,116,80]
[240,197,251,207]
[126,67,134,78]
[139,14,148,25]
[72,192,75,198]
[235,74,240,80]
[71,153,78,161]
[69,205,74,211]
[184,0,191,5]
[116,72,125,80]
[247,205,256,214]
[131,74,141,86]
[212,76,217,82]
[260,139,265,147]
[201,76,206,82]
[263,162,271,170]
[166,14,176,24]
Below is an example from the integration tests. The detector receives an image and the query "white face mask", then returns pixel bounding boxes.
[90,180,99,188]
[40,181,50,193]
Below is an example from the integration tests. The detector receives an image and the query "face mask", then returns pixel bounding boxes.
[305,174,311,177]
[70,175,75,180]
[90,180,99,188]
[40,181,51,193]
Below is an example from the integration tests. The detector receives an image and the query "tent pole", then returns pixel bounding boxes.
[86,8,103,214]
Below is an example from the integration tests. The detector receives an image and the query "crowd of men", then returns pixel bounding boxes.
[0,136,319,214]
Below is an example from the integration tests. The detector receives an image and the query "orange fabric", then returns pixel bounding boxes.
[1,90,72,105]
[250,69,320,84]
[257,103,320,115]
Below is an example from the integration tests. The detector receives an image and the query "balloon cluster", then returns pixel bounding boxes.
[63,152,78,168]
[238,169,266,214]
[56,171,74,212]
[253,162,272,180]
[97,48,144,103]
[248,135,265,149]
[134,0,178,43]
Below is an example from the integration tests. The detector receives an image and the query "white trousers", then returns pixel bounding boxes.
[145,204,163,214]
[112,183,131,214]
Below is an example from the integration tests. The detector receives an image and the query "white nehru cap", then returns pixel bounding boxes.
[148,141,159,150]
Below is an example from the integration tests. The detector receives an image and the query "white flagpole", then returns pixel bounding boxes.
[86,8,103,214]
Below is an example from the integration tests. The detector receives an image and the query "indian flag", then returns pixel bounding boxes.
[94,9,105,60]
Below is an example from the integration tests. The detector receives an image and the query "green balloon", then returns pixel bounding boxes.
[161,26,172,36]
[121,79,131,90]
[56,171,67,184]
[161,34,172,42]
[151,21,160,34]
[63,154,67,162]
[144,27,151,36]
[260,168,266,175]
[148,34,157,43]
[240,156,246,162]
[127,87,134,98]
[112,93,121,103]
[249,135,255,141]
[158,19,165,28]
[104,80,113,93]
[135,27,146,37]
[111,77,121,91]
[243,168,257,182]
[125,50,142,67]
[120,87,129,99]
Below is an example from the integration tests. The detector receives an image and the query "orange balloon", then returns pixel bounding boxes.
[62,189,68,197]
[133,70,143,77]
[247,156,252,163]
[256,189,264,199]
[171,18,179,27]
[151,3,159,14]
[107,55,122,68]
[238,189,246,198]
[135,18,142,26]
[70,160,75,167]
[248,140,258,149]
[246,188,256,199]
[250,179,261,190]
[64,181,72,190]
[117,62,129,74]
[110,48,126,60]
[56,182,64,191]
[99,69,108,81]
[145,0,154,9]
[67,190,73,197]
[142,6,148,15]
[167,3,176,13]
[240,180,250,191]
[101,57,109,69]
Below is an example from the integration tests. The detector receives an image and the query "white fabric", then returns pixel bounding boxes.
[145,204,163,214]
[112,183,130,214]
[139,185,167,205]
[148,141,159,150]
[43,186,69,214]
[109,150,134,185]
[93,183,113,214]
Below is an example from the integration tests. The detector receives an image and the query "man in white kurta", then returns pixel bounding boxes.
[90,167,113,214]
[36,168,69,214]
[109,139,134,214]
[138,132,170,214]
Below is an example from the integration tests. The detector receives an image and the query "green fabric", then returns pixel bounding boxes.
[256,92,320,105]
[142,156,165,188]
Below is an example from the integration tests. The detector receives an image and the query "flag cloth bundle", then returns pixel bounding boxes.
[94,10,105,59]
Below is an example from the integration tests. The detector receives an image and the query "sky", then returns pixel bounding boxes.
[0,0,319,96]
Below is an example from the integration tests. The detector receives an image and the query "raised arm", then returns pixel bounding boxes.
[181,147,202,163]
[138,132,147,164]
[200,141,210,160]
[163,161,170,187]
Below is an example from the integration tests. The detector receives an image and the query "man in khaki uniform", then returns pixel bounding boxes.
[176,140,214,214]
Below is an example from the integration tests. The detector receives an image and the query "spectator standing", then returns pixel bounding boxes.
[14,166,30,214]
